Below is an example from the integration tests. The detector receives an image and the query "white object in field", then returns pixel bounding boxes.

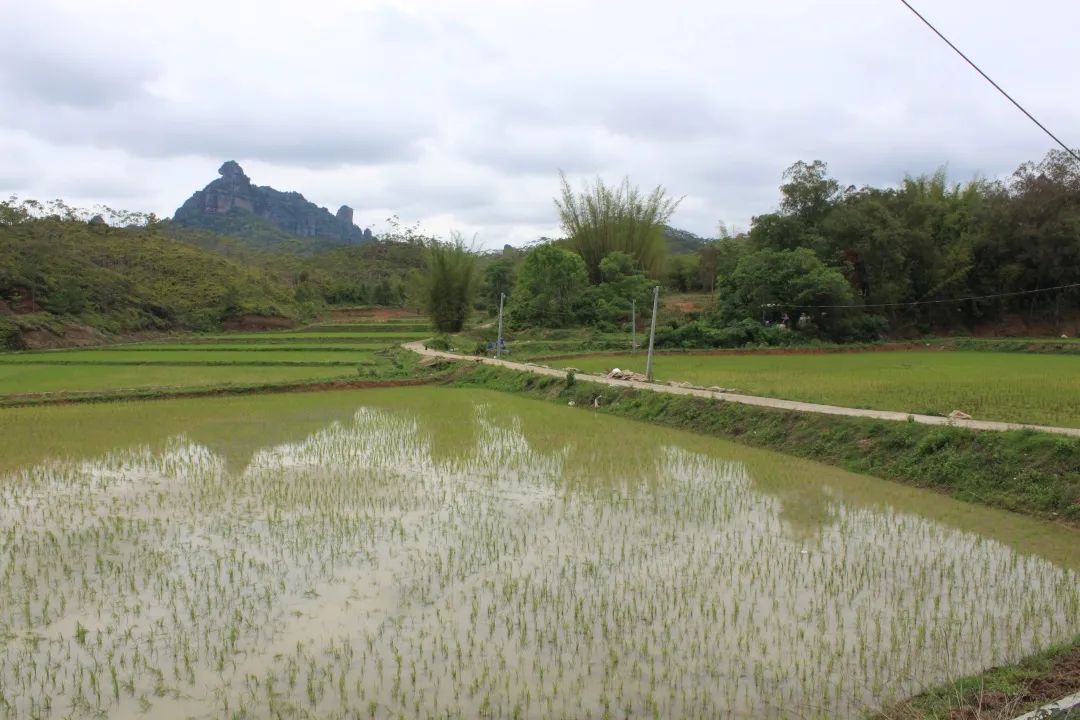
[1010,690,1080,720]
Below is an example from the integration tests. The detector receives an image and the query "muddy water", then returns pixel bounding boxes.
[0,388,1077,719]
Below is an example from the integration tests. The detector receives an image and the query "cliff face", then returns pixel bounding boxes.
[173,161,373,246]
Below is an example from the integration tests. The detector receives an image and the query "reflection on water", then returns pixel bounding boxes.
[0,388,1077,719]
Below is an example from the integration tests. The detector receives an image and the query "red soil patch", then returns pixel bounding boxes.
[20,325,106,350]
[325,307,419,322]
[7,288,41,314]
[221,315,296,331]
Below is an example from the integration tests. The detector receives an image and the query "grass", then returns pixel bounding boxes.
[873,634,1080,719]
[560,350,1080,428]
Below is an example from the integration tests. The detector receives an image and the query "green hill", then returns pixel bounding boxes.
[0,200,305,349]
[663,226,708,255]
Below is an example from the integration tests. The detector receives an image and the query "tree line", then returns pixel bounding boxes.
[422,149,1080,343]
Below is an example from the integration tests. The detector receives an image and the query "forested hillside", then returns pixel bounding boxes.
[168,220,428,307]
[0,200,303,348]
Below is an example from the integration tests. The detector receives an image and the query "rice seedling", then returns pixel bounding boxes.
[0,388,1075,718]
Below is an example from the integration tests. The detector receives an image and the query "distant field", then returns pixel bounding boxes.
[205,331,430,341]
[296,323,432,333]
[103,343,389,352]
[564,350,1080,428]
[0,313,423,398]
[0,364,356,396]
[156,336,404,345]
[0,349,376,365]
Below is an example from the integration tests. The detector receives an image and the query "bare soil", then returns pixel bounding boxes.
[8,287,40,314]
[21,325,106,350]
[1020,647,1080,709]
[323,307,418,321]
[221,315,296,331]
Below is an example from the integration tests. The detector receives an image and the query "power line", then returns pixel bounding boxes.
[898,0,1080,166]
[760,282,1080,310]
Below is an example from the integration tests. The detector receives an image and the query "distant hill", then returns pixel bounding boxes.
[0,200,304,348]
[172,161,374,251]
[663,226,708,255]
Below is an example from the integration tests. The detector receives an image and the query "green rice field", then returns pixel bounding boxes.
[0,349,377,365]
[0,388,1076,718]
[123,343,393,352]
[0,363,357,396]
[205,331,431,341]
[564,350,1080,428]
[0,315,426,398]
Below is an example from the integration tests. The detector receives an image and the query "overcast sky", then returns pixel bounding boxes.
[2,0,1078,248]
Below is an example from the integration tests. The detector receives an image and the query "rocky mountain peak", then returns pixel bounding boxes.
[218,160,247,179]
[172,162,373,248]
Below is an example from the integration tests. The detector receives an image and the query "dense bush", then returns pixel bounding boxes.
[654,319,796,349]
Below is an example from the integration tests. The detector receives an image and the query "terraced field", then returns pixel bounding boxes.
[0,314,433,402]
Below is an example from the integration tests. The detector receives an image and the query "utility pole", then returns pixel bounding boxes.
[496,292,505,359]
[631,299,637,353]
[645,285,659,381]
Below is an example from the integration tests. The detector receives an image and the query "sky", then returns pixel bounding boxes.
[2,0,1078,248]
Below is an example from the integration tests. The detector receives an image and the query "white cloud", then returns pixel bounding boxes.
[2,0,1078,247]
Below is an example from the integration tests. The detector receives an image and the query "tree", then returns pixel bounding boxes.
[373,279,396,306]
[416,233,478,332]
[506,244,588,328]
[480,258,516,314]
[579,251,655,328]
[718,248,858,340]
[779,160,846,226]
[665,254,701,292]
[555,172,681,283]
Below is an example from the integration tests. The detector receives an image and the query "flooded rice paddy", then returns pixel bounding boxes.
[0,388,1077,719]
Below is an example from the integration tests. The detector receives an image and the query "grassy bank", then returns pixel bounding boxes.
[873,634,1080,719]
[449,364,1080,524]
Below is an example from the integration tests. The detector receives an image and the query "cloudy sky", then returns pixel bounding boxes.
[2,0,1078,247]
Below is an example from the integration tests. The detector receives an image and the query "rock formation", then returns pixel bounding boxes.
[172,161,372,246]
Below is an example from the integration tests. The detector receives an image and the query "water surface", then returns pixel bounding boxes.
[0,388,1076,719]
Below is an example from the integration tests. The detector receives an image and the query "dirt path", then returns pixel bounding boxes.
[403,342,1080,439]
